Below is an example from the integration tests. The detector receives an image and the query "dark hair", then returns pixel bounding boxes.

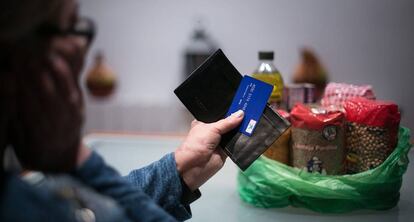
[0,0,65,174]
[0,0,63,44]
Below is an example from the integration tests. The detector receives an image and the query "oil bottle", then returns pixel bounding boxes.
[251,51,284,108]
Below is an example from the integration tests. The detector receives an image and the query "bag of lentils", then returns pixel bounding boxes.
[344,97,401,174]
[290,104,345,175]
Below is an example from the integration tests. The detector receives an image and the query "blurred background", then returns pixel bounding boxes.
[79,0,414,134]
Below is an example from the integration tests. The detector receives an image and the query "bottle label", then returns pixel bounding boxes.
[251,72,283,104]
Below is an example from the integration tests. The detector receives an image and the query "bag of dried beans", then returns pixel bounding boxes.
[344,97,401,174]
[290,104,345,175]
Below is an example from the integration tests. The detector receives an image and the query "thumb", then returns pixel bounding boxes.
[211,110,244,135]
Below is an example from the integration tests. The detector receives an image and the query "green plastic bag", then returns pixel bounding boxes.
[237,127,412,213]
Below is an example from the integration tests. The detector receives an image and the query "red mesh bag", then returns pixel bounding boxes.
[321,82,375,109]
[344,97,400,173]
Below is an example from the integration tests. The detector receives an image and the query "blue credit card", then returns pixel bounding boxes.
[226,75,273,136]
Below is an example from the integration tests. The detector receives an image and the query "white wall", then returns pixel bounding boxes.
[79,0,414,133]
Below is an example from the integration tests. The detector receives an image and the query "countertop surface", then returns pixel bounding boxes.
[84,133,414,222]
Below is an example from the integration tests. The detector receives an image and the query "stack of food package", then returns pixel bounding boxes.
[265,82,401,175]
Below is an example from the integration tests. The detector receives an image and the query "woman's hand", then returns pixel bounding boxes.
[174,110,244,191]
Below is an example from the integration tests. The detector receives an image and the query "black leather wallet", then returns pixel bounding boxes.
[174,49,290,171]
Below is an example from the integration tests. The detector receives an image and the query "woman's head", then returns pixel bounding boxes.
[1,0,93,173]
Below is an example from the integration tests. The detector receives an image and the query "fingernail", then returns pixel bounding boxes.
[231,110,244,118]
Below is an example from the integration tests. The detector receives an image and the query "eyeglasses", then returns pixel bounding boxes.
[36,17,96,47]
